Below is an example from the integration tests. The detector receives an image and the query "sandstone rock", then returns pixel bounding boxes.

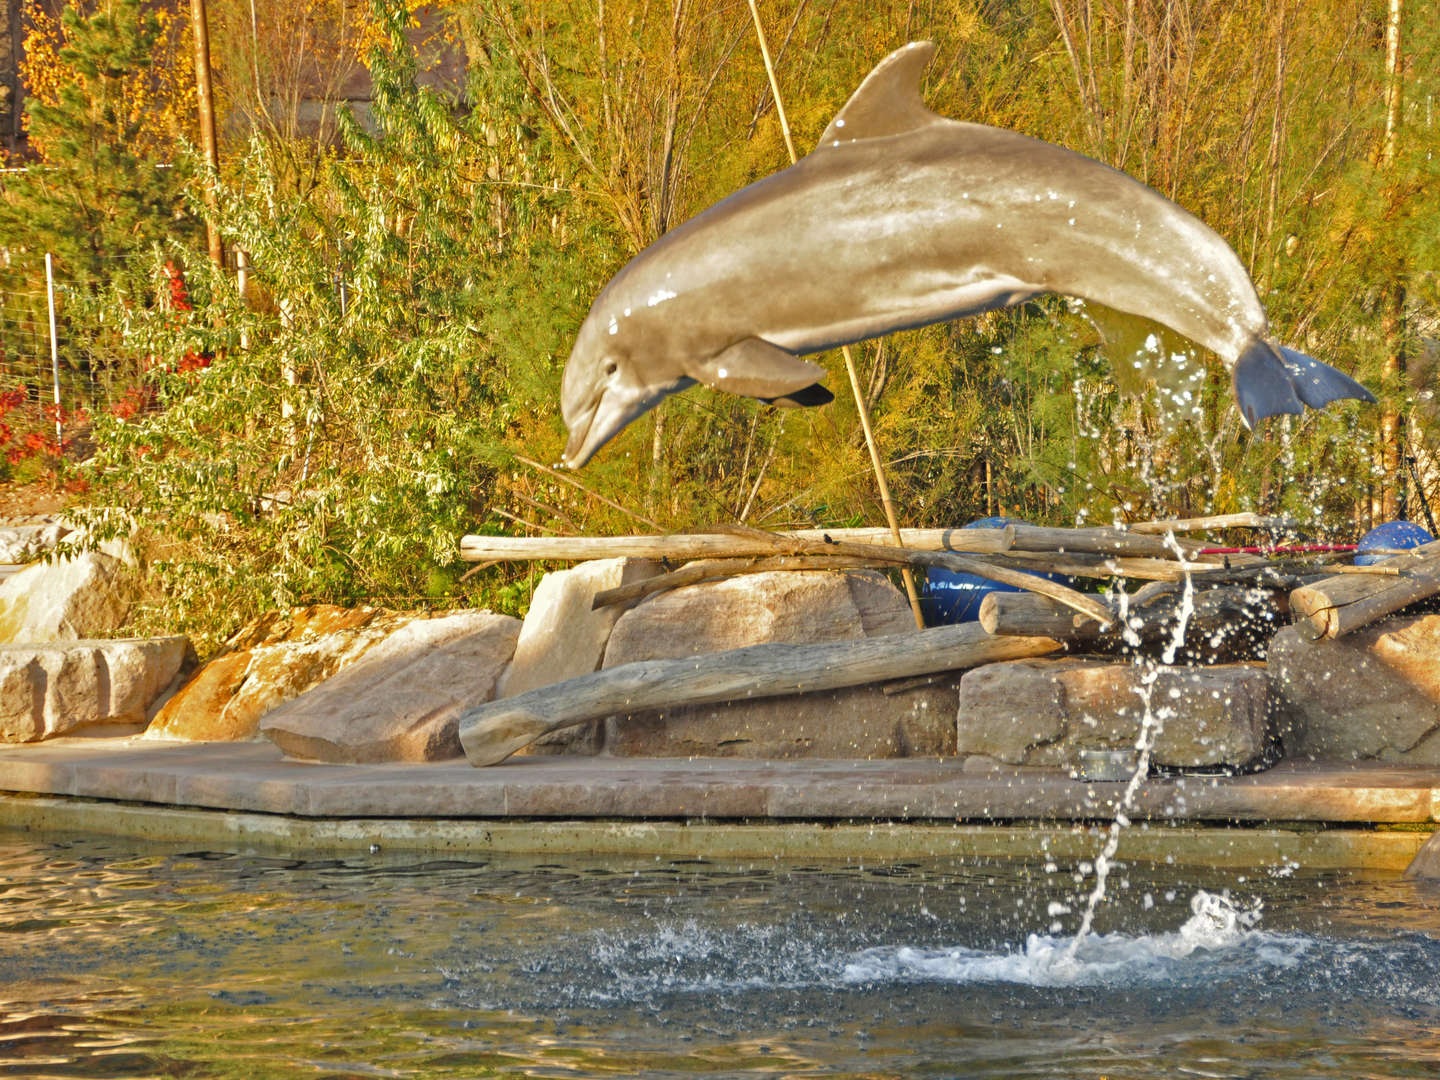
[259,611,519,763]
[147,604,511,743]
[0,550,131,643]
[603,570,882,667]
[0,637,192,743]
[497,557,660,755]
[604,675,959,759]
[955,658,1274,770]
[602,570,935,758]
[1268,616,1440,763]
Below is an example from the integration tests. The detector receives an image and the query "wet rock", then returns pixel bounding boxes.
[1268,616,1440,763]
[497,557,661,755]
[1404,831,1440,880]
[259,611,519,763]
[603,570,938,757]
[0,550,132,643]
[148,604,517,745]
[0,637,193,742]
[955,658,1274,770]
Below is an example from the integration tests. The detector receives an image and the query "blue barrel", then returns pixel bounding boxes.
[1355,520,1434,566]
[919,517,1073,626]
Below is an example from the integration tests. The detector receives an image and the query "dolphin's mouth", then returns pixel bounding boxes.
[561,376,698,469]
[561,401,603,469]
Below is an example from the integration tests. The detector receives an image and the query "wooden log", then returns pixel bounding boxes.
[980,583,1291,662]
[458,623,1062,766]
[1289,540,1440,639]
[591,555,893,609]
[992,550,1229,581]
[459,526,1014,563]
[1007,524,1209,559]
[978,591,1110,640]
[1127,512,1297,534]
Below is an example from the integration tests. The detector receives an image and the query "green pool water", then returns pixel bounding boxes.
[2,829,1439,1078]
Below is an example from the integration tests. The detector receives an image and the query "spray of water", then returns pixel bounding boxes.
[1062,530,1197,964]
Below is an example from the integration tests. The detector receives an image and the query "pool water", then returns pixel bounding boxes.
[2,830,1439,1078]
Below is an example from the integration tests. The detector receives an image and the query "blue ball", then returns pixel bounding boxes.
[1355,520,1434,566]
[919,517,1072,625]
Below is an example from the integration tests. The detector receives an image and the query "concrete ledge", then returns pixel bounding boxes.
[2,739,1439,826]
[2,793,1431,868]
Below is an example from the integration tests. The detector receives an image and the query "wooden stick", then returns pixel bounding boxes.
[1127,512,1298,534]
[513,454,665,532]
[591,555,893,609]
[458,623,1061,766]
[745,0,925,630]
[710,524,1115,627]
[1007,524,1212,560]
[459,526,1014,563]
[1289,540,1440,639]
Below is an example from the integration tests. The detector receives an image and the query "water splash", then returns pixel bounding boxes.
[844,890,1295,988]
[1065,529,1198,959]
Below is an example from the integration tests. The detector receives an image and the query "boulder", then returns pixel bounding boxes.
[259,611,519,763]
[603,569,906,665]
[604,676,960,759]
[497,557,661,755]
[147,604,515,744]
[1268,615,1440,762]
[0,637,192,742]
[0,550,131,643]
[602,570,932,758]
[955,658,1274,770]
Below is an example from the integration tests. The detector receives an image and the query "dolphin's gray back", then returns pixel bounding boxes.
[608,119,1265,365]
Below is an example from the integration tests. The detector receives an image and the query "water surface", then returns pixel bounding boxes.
[2,830,1438,1077]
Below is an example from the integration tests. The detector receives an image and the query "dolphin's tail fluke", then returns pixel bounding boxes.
[1232,338,1375,428]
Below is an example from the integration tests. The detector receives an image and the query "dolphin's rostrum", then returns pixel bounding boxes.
[560,41,1374,468]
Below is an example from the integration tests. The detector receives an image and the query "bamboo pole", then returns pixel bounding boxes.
[745,0,925,629]
[459,622,1062,766]
[44,252,61,446]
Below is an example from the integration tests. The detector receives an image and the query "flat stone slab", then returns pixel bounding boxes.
[0,740,1437,824]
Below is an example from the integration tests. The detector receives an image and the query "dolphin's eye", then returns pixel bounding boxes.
[602,358,619,378]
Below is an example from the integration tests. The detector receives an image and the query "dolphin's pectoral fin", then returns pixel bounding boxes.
[1233,340,1304,428]
[1276,345,1377,409]
[760,383,834,409]
[690,338,828,401]
[816,42,943,147]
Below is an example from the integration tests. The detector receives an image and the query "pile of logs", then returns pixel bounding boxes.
[455,514,1440,765]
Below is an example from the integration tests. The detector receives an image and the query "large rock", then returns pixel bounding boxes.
[147,604,516,744]
[602,570,930,758]
[497,557,661,755]
[0,637,192,742]
[604,676,959,759]
[0,550,131,643]
[0,521,70,564]
[259,611,519,763]
[1268,615,1440,762]
[603,569,909,665]
[955,658,1274,770]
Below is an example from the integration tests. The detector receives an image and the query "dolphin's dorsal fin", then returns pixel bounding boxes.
[816,41,941,148]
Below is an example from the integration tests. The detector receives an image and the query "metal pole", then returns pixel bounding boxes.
[745,0,926,629]
[44,252,61,445]
[191,0,225,268]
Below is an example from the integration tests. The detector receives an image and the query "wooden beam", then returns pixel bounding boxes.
[1289,540,1440,639]
[458,623,1061,766]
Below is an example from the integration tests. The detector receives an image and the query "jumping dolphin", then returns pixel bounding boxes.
[560,41,1374,468]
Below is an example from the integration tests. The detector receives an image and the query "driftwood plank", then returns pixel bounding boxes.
[458,624,1061,767]
[459,527,1014,563]
[1289,540,1440,639]
[1127,512,1297,534]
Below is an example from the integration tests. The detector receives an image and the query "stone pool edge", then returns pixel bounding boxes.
[0,792,1431,869]
[1,739,1437,868]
